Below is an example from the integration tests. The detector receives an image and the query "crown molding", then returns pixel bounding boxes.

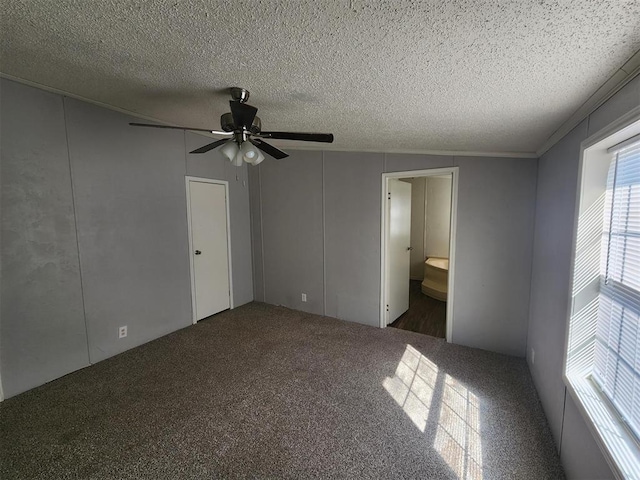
[0,72,179,127]
[0,72,537,160]
[536,49,640,158]
[285,144,537,158]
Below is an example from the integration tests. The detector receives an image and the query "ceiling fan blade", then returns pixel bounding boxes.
[229,101,258,130]
[129,122,232,136]
[250,139,289,159]
[190,139,231,154]
[258,132,334,143]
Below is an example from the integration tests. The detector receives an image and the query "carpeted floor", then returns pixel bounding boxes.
[0,302,564,479]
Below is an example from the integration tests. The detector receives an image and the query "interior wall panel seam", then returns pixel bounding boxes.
[259,165,266,303]
[248,170,257,302]
[322,150,327,316]
[61,95,92,365]
[182,131,194,320]
[524,155,541,360]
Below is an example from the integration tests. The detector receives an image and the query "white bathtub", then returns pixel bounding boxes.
[421,257,449,301]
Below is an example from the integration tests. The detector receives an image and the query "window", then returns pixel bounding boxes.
[565,118,640,480]
[593,136,640,442]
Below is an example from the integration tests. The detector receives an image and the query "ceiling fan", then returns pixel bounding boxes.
[130,87,334,166]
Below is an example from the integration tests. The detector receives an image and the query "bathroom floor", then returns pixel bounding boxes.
[390,280,446,338]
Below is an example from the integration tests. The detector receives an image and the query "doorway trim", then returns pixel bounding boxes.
[185,176,234,325]
[379,167,459,343]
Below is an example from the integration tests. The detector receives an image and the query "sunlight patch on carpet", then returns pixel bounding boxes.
[382,345,438,432]
[434,374,483,480]
[383,345,484,480]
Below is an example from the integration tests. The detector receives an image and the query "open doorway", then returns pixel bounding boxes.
[380,168,458,341]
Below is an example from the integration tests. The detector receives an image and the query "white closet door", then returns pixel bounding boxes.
[188,181,230,321]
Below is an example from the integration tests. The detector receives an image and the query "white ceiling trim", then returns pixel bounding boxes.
[536,49,640,158]
[0,72,537,159]
[5,43,638,163]
[0,72,181,130]
[2,1,639,156]
[262,143,538,159]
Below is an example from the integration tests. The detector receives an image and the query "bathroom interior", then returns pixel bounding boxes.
[390,174,453,338]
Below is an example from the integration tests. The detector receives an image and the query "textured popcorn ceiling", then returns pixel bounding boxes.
[1,0,639,154]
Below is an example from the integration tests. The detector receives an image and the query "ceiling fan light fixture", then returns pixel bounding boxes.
[248,148,265,166]
[220,141,239,162]
[232,149,244,167]
[241,141,260,164]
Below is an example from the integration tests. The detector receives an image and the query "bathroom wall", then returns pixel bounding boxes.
[250,152,537,356]
[424,175,452,259]
[527,74,640,479]
[402,177,427,280]
[0,78,254,398]
[402,175,452,279]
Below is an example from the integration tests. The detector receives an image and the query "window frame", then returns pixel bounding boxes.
[564,108,640,480]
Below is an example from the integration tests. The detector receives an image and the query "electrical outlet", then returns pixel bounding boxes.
[119,326,127,339]
[531,348,535,364]
[301,293,307,302]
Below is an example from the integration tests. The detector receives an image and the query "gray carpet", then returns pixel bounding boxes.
[0,302,564,479]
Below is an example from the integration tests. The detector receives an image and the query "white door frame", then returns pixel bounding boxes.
[185,176,234,324]
[380,167,459,343]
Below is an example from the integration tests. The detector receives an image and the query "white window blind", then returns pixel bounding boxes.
[593,137,640,441]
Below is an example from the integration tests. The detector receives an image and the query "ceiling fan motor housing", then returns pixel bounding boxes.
[220,112,261,134]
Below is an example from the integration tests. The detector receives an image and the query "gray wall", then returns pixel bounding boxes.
[527,74,640,479]
[453,156,537,356]
[0,79,253,398]
[248,166,265,302]
[250,151,537,356]
[1,79,89,396]
[259,151,324,314]
[65,98,192,364]
[325,152,384,325]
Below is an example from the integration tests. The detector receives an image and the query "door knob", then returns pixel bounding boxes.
[407,247,413,251]
[195,250,202,255]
